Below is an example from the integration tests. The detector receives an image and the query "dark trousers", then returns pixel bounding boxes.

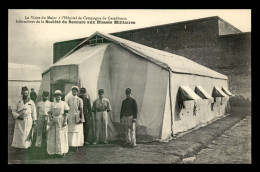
[83,116,95,143]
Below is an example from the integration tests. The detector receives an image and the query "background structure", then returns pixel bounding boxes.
[53,16,251,100]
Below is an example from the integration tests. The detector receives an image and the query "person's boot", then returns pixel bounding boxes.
[131,143,137,148]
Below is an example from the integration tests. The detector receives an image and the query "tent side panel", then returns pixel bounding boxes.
[36,71,51,103]
[170,72,229,134]
[109,43,169,141]
[42,71,51,94]
[78,44,118,140]
[109,43,148,123]
[8,65,42,81]
[78,46,109,104]
[160,77,172,141]
[137,62,169,141]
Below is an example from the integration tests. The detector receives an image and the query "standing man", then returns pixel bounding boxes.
[92,89,111,144]
[35,91,51,152]
[30,88,37,103]
[120,88,138,147]
[78,88,95,145]
[11,86,37,153]
[66,86,85,152]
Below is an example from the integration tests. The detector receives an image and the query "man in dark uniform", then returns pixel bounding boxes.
[30,88,37,103]
[120,88,138,147]
[78,88,95,145]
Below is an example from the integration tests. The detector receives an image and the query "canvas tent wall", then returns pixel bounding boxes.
[40,31,232,142]
[8,63,42,108]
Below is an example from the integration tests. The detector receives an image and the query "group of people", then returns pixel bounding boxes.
[11,85,138,158]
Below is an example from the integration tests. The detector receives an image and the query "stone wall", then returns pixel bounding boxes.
[53,38,85,63]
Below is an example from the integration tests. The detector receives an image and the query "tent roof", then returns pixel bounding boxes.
[8,63,42,81]
[45,31,228,80]
[53,44,109,66]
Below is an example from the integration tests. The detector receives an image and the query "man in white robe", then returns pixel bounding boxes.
[11,86,37,153]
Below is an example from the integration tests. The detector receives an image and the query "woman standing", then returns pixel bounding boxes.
[66,86,84,152]
[46,90,69,157]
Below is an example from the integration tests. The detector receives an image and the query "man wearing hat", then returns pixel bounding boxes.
[78,87,95,145]
[35,91,51,152]
[66,86,85,151]
[92,89,111,144]
[11,86,37,153]
[120,88,138,147]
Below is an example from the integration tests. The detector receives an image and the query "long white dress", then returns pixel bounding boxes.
[46,100,69,155]
[67,96,84,147]
[11,98,37,148]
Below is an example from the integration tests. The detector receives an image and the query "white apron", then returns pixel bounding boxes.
[11,98,36,148]
[47,101,69,155]
[67,96,84,147]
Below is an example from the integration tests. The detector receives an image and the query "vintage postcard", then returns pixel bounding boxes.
[8,9,251,164]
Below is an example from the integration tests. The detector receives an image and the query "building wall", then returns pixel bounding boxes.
[53,38,85,63]
[52,17,251,98]
[112,17,220,50]
[218,20,241,36]
[217,33,251,99]
[218,32,251,69]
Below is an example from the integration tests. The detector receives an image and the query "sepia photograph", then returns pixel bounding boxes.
[8,9,251,164]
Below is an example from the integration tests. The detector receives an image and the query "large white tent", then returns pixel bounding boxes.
[8,63,42,108]
[39,31,233,142]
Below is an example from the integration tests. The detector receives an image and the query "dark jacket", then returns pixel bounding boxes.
[120,97,138,119]
[79,95,92,119]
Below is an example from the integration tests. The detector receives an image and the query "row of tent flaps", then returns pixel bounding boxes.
[179,86,234,102]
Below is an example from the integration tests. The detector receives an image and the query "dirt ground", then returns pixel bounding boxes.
[8,106,251,164]
[192,115,251,164]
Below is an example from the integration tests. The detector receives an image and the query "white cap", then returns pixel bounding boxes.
[54,90,63,96]
[71,86,79,91]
